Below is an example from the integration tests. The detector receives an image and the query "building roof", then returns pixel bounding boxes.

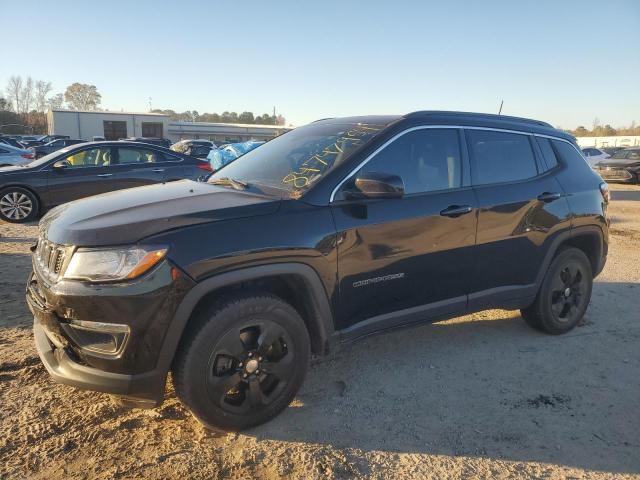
[50,109,168,116]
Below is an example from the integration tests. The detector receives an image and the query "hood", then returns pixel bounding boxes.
[41,180,281,246]
[596,158,640,168]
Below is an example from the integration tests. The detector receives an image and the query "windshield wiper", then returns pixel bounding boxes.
[209,177,248,190]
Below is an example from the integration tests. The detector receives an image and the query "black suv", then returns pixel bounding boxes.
[27,112,609,430]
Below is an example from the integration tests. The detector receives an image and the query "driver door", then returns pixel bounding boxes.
[330,128,478,333]
[46,146,118,206]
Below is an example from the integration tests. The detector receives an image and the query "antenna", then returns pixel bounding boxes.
[498,100,504,115]
[148,97,153,111]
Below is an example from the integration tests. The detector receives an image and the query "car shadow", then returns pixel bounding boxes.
[246,281,640,475]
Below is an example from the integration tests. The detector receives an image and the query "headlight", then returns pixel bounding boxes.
[63,245,167,282]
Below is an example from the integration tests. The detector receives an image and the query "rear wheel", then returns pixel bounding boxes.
[173,292,310,430]
[521,247,592,334]
[0,187,39,223]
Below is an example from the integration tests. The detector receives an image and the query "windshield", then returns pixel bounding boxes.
[208,122,385,194]
[24,145,77,167]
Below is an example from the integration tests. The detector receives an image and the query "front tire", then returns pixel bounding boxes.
[0,187,39,223]
[173,292,310,430]
[521,247,593,334]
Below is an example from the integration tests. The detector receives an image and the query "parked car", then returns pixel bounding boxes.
[600,146,626,156]
[39,135,71,144]
[0,143,36,167]
[32,138,85,158]
[207,140,264,170]
[0,136,27,148]
[124,137,172,148]
[26,111,608,430]
[581,147,610,167]
[92,136,106,141]
[171,139,217,159]
[593,147,640,184]
[0,141,212,223]
[18,135,50,148]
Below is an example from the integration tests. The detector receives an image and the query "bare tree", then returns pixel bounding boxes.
[35,80,52,112]
[46,93,64,110]
[20,76,35,113]
[5,76,23,113]
[64,83,101,110]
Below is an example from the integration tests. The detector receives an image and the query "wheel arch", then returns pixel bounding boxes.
[536,226,605,287]
[155,263,335,386]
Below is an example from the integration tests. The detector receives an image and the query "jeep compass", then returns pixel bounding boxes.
[27,111,609,430]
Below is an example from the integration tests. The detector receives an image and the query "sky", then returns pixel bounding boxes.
[1,0,639,128]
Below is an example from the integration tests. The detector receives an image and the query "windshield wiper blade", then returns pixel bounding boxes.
[209,177,248,190]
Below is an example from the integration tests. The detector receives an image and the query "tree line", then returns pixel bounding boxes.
[1,75,102,134]
[150,109,286,126]
[567,119,640,138]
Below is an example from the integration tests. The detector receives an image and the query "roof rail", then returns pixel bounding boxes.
[404,111,553,128]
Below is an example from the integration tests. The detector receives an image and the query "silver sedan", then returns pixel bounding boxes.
[0,143,35,168]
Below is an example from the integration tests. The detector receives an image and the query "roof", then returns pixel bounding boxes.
[50,109,168,116]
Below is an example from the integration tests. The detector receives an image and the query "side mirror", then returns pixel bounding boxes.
[348,172,404,199]
[52,160,71,170]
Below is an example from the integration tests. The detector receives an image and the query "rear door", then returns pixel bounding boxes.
[466,128,571,309]
[331,127,477,332]
[111,146,169,189]
[46,146,119,205]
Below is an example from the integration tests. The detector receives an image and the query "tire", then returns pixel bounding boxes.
[521,247,593,334]
[173,291,311,431]
[0,187,39,223]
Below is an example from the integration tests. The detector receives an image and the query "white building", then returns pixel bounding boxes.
[576,136,640,148]
[48,109,290,143]
[48,109,170,140]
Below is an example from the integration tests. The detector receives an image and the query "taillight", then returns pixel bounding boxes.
[21,152,35,159]
[599,182,610,204]
[197,162,213,172]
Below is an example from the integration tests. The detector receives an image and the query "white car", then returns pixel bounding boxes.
[581,147,610,167]
[0,143,35,168]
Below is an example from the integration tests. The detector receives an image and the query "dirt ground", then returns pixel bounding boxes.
[1,184,639,480]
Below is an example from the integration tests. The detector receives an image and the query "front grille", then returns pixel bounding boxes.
[35,238,70,282]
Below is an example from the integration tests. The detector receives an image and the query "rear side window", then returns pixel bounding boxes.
[535,137,559,170]
[551,140,589,167]
[117,148,162,164]
[467,130,538,185]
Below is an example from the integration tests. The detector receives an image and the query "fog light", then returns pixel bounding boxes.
[61,320,130,356]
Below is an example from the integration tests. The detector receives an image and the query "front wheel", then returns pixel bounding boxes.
[0,187,39,223]
[173,292,310,430]
[521,247,593,334]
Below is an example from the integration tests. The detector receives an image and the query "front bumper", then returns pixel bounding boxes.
[28,259,195,404]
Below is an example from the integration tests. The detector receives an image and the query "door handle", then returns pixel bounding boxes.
[152,168,165,173]
[440,205,472,217]
[96,173,113,177]
[537,192,562,202]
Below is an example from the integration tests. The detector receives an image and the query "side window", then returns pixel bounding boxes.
[50,140,64,147]
[467,130,538,185]
[551,140,589,168]
[535,137,559,170]
[357,129,462,194]
[117,148,161,164]
[63,148,112,168]
[627,150,640,160]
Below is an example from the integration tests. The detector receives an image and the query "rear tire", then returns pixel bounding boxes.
[0,187,39,223]
[521,247,593,334]
[173,292,310,430]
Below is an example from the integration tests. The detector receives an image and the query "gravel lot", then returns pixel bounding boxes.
[1,184,639,479]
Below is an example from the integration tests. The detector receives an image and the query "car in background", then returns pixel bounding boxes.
[0,141,212,223]
[124,137,172,148]
[594,147,640,184]
[0,136,27,148]
[19,135,69,148]
[581,147,610,167]
[32,138,85,158]
[601,146,626,156]
[206,140,264,170]
[92,136,106,141]
[0,143,36,167]
[171,139,217,159]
